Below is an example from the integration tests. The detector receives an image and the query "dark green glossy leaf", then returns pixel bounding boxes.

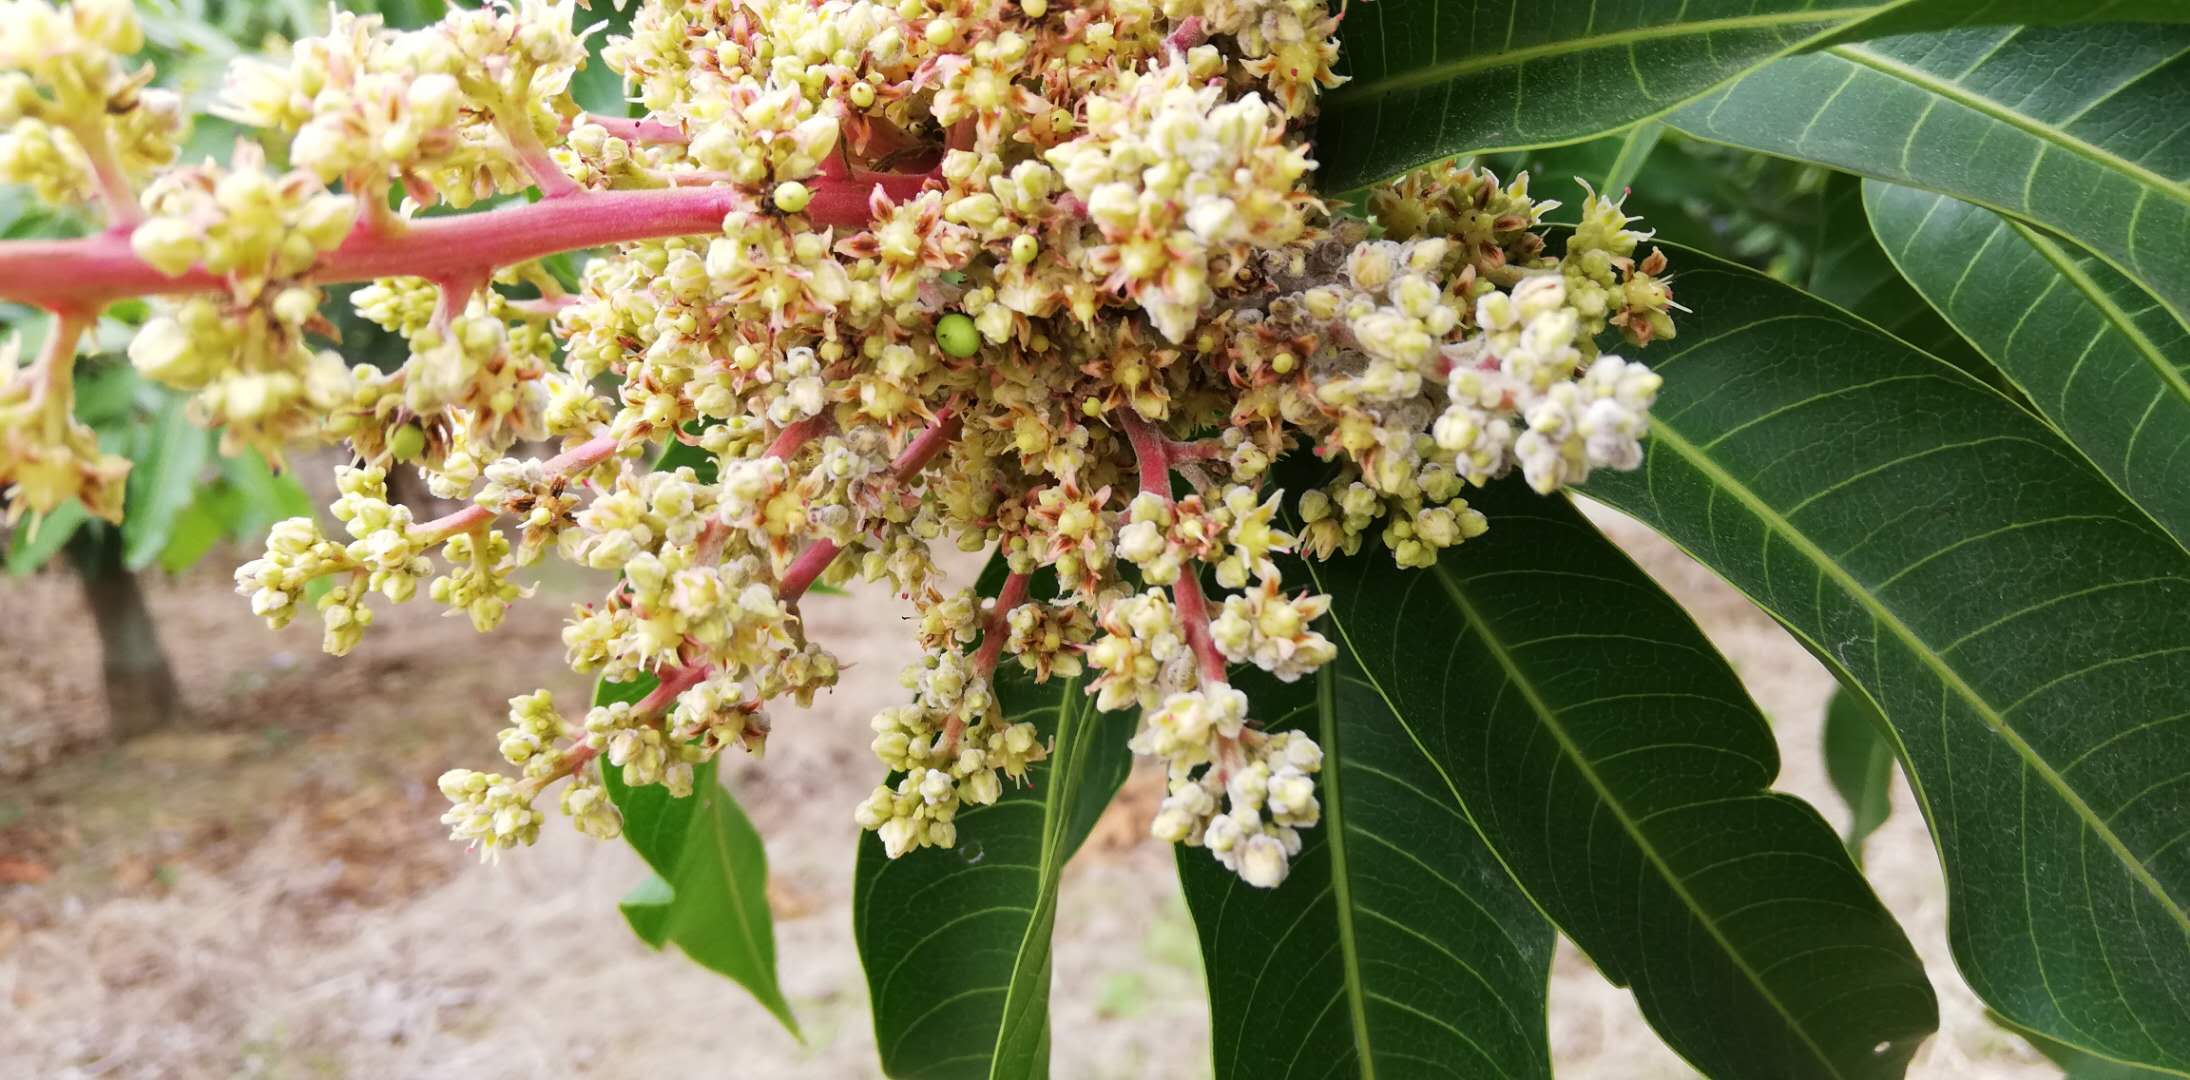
[2013,1013,2188,1079]
[1176,651,1556,1079]
[71,363,141,429]
[595,674,798,1035]
[1669,23,2190,323]
[1311,0,2188,192]
[1317,1,1855,191]
[1581,251,2190,1070]
[1808,174,2000,388]
[853,613,1135,1080]
[1289,478,1934,1079]
[120,389,214,570]
[1810,1,2190,46]
[1505,122,1665,198]
[1823,688,1897,864]
[570,1,635,117]
[1864,181,2190,549]
[1506,132,1831,281]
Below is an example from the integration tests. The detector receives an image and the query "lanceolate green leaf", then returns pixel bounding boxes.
[1809,0,2190,46]
[1580,253,2190,1070]
[589,436,795,1033]
[1312,0,2190,193]
[1288,479,1934,1079]
[596,675,798,1035]
[1668,23,2190,323]
[4,499,88,575]
[1176,658,1556,1079]
[853,579,1135,1080]
[1864,181,2190,549]
[216,449,314,541]
[1316,1,1860,191]
[1822,688,1898,863]
[120,388,214,570]
[1808,174,1999,388]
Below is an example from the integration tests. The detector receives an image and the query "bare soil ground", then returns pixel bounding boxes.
[0,501,2056,1079]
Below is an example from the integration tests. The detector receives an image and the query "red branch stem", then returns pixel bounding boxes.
[574,113,690,146]
[1170,564,1231,685]
[1119,409,1231,685]
[763,414,833,460]
[0,175,928,311]
[778,411,962,605]
[973,571,1030,679]
[410,432,620,544]
[67,119,145,232]
[635,662,710,714]
[942,568,1030,756]
[496,101,583,199]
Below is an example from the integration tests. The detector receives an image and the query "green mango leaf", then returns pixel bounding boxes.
[4,500,90,576]
[1807,174,2001,389]
[120,389,215,570]
[1175,650,1557,1078]
[1580,251,2190,1070]
[155,485,246,573]
[70,363,141,429]
[1505,132,1831,281]
[1822,688,1897,864]
[570,0,635,117]
[595,673,799,1035]
[1864,181,2190,549]
[217,450,315,541]
[2011,1012,2188,1079]
[580,435,794,1030]
[1281,478,1934,1079]
[1809,1,2190,47]
[1511,121,1665,199]
[853,566,1136,1080]
[1668,22,2190,324]
[1316,1,1855,191]
[1310,0,2190,192]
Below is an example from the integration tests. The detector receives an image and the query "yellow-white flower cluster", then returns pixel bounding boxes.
[0,0,1681,888]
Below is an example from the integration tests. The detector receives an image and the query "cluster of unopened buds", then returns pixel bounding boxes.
[0,0,1677,887]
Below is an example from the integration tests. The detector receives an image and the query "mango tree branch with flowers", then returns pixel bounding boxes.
[8,0,2190,1076]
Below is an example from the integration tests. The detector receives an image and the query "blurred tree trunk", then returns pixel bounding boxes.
[69,528,185,738]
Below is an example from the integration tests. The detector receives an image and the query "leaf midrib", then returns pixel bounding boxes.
[1329,7,1881,105]
[1421,561,1847,1079]
[986,675,1086,1080]
[1317,662,1377,1080]
[1826,44,2190,206]
[1643,415,2190,938]
[2003,218,2190,408]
